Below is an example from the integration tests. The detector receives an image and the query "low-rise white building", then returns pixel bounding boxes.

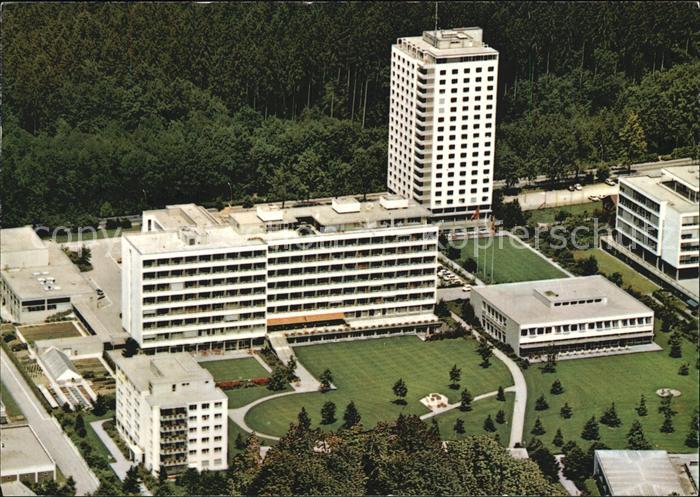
[122,198,440,352]
[113,352,228,475]
[593,450,697,496]
[0,424,56,485]
[0,227,94,324]
[616,165,699,280]
[470,276,654,359]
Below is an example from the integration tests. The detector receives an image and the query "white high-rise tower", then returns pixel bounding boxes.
[387,28,499,224]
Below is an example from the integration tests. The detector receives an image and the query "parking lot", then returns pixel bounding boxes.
[436,264,471,301]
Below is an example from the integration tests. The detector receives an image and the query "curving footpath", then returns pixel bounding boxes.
[228,389,301,442]
[450,311,527,448]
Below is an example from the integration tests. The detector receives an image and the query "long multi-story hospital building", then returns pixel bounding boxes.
[615,165,699,281]
[121,196,440,353]
[387,27,499,223]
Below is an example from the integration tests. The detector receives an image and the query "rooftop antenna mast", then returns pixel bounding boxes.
[434,1,439,37]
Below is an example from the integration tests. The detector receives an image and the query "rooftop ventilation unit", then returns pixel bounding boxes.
[380,195,409,210]
[332,197,361,214]
[256,205,284,222]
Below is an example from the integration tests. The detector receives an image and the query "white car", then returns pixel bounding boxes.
[588,195,600,201]
[574,183,583,191]
[462,285,472,292]
[604,177,617,186]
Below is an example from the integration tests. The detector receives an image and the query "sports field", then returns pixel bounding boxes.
[523,332,699,453]
[455,236,568,284]
[245,336,512,438]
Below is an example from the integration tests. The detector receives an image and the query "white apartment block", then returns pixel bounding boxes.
[616,165,699,280]
[470,276,655,359]
[113,352,228,475]
[387,27,499,224]
[122,197,440,352]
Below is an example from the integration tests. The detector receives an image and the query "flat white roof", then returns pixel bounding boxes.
[0,226,46,254]
[113,352,214,392]
[0,425,55,476]
[473,276,653,326]
[621,165,699,214]
[0,245,94,300]
[124,225,264,256]
[595,450,685,496]
[397,27,498,59]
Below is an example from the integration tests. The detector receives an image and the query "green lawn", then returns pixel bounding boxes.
[573,248,660,295]
[527,202,601,225]
[454,236,568,284]
[226,384,291,409]
[523,333,699,453]
[1,381,24,420]
[200,357,270,381]
[199,357,283,408]
[17,321,83,341]
[434,392,514,444]
[227,419,278,460]
[246,336,512,438]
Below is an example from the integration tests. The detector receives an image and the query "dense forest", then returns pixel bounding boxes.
[2,2,699,228]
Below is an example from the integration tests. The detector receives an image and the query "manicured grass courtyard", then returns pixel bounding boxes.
[200,357,270,381]
[199,357,281,408]
[434,392,514,444]
[527,202,601,225]
[523,332,699,453]
[245,336,512,437]
[573,248,660,295]
[454,236,568,284]
[17,321,83,341]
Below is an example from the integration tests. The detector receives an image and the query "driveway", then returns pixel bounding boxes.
[1,349,100,495]
[449,312,527,448]
[58,237,128,342]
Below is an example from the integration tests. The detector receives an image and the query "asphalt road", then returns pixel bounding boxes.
[1,348,100,495]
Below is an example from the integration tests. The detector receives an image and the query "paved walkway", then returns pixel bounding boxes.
[228,390,301,442]
[1,349,100,495]
[418,387,516,420]
[450,312,527,448]
[267,333,323,392]
[90,419,130,479]
[555,454,582,496]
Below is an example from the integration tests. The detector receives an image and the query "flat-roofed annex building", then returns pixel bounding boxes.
[593,450,696,496]
[0,424,56,485]
[0,226,94,323]
[616,165,699,280]
[113,352,228,475]
[470,276,654,359]
[121,198,440,353]
[388,27,499,224]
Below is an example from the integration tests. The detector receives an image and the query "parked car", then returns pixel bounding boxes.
[574,183,583,191]
[588,195,600,201]
[604,177,617,186]
[568,185,576,192]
